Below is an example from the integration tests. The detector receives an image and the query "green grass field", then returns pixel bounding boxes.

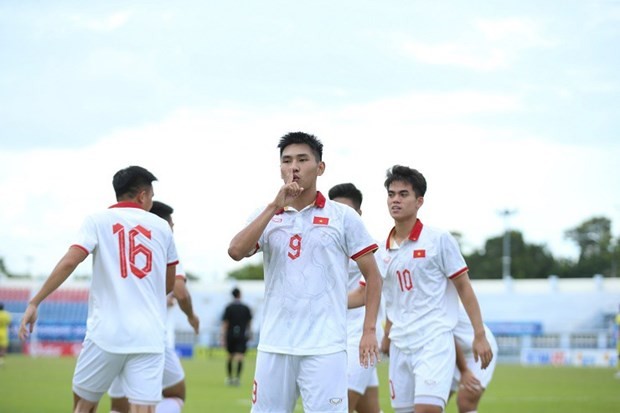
[1,350,619,412]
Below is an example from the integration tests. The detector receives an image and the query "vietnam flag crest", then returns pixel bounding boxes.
[313,216,329,225]
[413,249,426,258]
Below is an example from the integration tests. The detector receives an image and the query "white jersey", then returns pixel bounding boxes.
[380,219,466,351]
[166,261,186,349]
[346,261,384,345]
[453,304,495,356]
[73,202,179,354]
[251,192,378,355]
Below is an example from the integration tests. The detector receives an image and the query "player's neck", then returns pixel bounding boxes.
[393,215,417,244]
[289,187,317,211]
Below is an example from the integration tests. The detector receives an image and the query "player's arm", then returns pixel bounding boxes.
[165,264,176,295]
[228,169,303,261]
[452,271,493,369]
[19,246,88,340]
[455,338,483,393]
[381,317,392,356]
[347,284,366,309]
[173,278,199,334]
[355,252,383,368]
[220,320,229,347]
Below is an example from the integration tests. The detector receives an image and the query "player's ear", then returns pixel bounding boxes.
[317,161,325,177]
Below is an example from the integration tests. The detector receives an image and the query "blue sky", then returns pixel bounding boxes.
[1,2,619,279]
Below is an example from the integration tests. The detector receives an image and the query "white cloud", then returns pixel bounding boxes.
[397,17,553,71]
[68,11,133,32]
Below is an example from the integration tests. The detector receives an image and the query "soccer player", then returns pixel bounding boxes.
[0,302,11,366]
[448,305,498,413]
[328,182,383,413]
[228,132,383,413]
[18,165,178,413]
[379,165,492,413]
[109,200,200,413]
[220,287,252,386]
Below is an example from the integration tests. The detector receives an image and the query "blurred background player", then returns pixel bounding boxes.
[0,302,11,366]
[109,200,200,413]
[329,183,384,413]
[448,305,498,413]
[220,287,252,386]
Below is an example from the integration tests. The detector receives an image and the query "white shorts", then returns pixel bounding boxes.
[347,344,379,395]
[451,333,499,391]
[388,331,455,410]
[109,346,185,397]
[251,351,348,413]
[72,338,164,405]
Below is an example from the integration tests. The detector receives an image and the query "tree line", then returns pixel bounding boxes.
[227,216,620,280]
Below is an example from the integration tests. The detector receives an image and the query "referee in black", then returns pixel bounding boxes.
[221,287,253,386]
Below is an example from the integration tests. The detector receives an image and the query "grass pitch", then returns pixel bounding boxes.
[1,350,619,412]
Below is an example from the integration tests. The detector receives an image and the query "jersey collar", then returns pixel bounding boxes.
[276,191,326,214]
[109,201,143,209]
[385,218,424,249]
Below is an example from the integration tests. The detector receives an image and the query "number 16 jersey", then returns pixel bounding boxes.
[73,202,179,354]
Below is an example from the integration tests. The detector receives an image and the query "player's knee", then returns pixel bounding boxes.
[457,390,481,413]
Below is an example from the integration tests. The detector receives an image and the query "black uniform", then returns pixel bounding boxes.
[222,300,252,354]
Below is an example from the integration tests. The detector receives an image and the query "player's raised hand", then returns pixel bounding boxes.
[472,335,493,369]
[18,303,38,341]
[359,331,380,368]
[273,168,304,208]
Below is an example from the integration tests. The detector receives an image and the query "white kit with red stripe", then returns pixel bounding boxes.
[250,192,378,356]
[73,201,179,354]
[379,218,466,352]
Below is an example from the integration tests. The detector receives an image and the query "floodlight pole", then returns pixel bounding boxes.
[499,209,517,279]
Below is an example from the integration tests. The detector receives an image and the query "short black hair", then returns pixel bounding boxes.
[112,166,157,200]
[328,183,363,210]
[384,165,427,197]
[232,287,241,298]
[150,201,174,221]
[277,132,323,161]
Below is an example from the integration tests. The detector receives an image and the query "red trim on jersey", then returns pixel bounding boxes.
[351,243,379,260]
[71,244,89,255]
[408,219,423,241]
[167,260,179,267]
[109,201,143,209]
[276,191,326,215]
[359,280,367,286]
[449,267,468,279]
[385,219,424,249]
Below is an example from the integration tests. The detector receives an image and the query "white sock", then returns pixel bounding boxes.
[156,397,184,413]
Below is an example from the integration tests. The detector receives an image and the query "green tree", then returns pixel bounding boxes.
[564,216,615,277]
[465,231,556,279]
[227,263,264,280]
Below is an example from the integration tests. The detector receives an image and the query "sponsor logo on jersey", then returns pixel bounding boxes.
[329,398,343,405]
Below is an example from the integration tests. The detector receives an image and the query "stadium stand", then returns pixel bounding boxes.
[1,275,618,366]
